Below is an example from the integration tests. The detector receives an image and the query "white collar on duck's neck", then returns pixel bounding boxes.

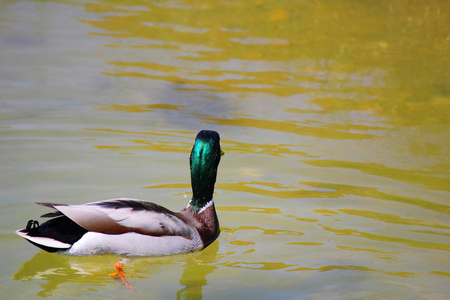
[187,199,214,214]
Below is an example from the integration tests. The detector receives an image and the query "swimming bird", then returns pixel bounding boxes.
[16,130,223,256]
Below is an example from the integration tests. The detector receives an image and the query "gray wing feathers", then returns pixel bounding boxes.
[37,199,194,238]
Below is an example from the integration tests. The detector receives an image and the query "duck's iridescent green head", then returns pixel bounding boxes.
[189,130,222,211]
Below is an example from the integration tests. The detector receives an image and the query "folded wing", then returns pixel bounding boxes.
[36,198,194,238]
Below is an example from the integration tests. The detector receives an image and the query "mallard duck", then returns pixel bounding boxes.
[16,130,223,256]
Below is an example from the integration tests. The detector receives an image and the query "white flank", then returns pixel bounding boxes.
[67,231,203,256]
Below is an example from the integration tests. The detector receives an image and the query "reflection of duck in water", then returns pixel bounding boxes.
[12,240,220,295]
[16,130,223,256]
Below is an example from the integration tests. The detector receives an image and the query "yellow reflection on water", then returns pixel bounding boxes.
[63,0,450,174]
[429,271,450,278]
[224,225,304,236]
[317,265,376,273]
[144,183,190,190]
[338,209,450,230]
[84,128,196,153]
[286,242,323,246]
[97,103,183,113]
[76,0,450,130]
[216,180,450,215]
[303,182,450,214]
[216,181,332,199]
[305,160,450,191]
[314,209,339,216]
[220,261,294,271]
[319,224,450,252]
[335,245,395,254]
[84,128,192,138]
[104,67,317,96]
[230,240,255,246]
[221,139,312,157]
[287,265,418,278]
[197,115,375,140]
[217,206,281,214]
[94,139,192,153]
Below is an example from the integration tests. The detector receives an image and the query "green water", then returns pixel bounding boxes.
[1,0,449,298]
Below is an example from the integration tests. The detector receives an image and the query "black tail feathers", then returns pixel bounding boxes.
[25,220,40,234]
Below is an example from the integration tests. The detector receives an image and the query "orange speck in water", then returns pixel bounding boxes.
[270,9,288,21]
[109,261,135,291]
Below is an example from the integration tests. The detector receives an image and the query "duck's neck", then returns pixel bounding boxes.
[189,158,218,212]
[188,133,221,212]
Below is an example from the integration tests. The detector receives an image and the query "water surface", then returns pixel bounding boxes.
[1,0,449,299]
